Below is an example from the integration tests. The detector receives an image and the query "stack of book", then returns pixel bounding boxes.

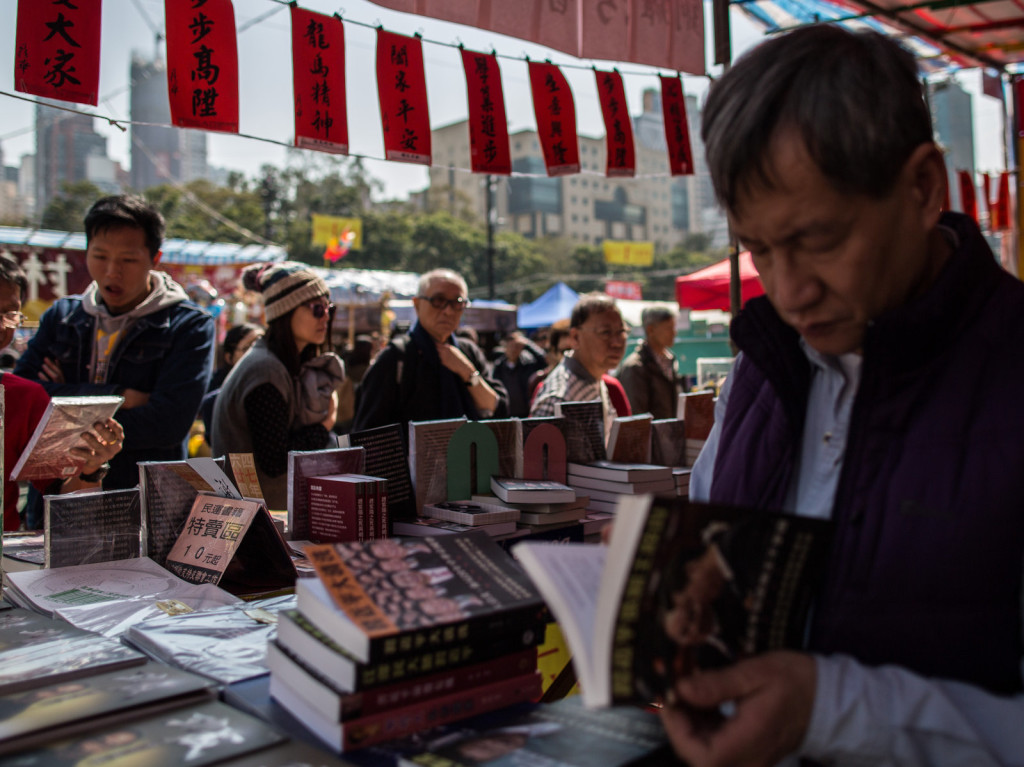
[484,476,586,531]
[565,461,675,512]
[307,473,389,543]
[268,532,549,752]
[673,466,693,497]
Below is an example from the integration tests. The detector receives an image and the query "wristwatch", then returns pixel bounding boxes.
[466,370,483,388]
[79,463,110,483]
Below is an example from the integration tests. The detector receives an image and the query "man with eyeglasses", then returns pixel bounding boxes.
[15,195,215,491]
[352,268,507,432]
[529,293,628,435]
[0,253,124,530]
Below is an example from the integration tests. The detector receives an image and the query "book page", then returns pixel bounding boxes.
[513,542,606,703]
[408,418,465,513]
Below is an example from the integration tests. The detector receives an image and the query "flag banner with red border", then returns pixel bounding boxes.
[461,49,511,175]
[291,6,348,154]
[15,0,102,106]
[661,75,693,176]
[528,61,580,176]
[595,69,636,178]
[376,29,431,165]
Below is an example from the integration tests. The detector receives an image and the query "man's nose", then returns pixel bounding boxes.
[766,254,821,314]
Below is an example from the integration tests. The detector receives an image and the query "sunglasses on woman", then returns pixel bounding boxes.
[305,301,334,319]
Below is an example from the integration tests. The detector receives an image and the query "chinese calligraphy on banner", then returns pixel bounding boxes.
[366,0,705,75]
[660,75,694,176]
[14,0,102,106]
[291,6,348,155]
[595,69,636,178]
[958,171,978,224]
[376,29,432,165]
[605,280,643,300]
[461,49,511,175]
[528,61,580,177]
[166,0,240,133]
[983,172,1011,230]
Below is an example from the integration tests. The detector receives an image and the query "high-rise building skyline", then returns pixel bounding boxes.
[33,101,113,215]
[130,55,209,192]
[426,89,727,252]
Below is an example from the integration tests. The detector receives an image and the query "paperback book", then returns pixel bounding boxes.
[490,478,576,505]
[391,517,517,538]
[395,696,673,767]
[299,532,548,663]
[138,458,226,567]
[0,608,145,696]
[650,418,688,468]
[0,662,216,756]
[553,400,606,465]
[287,447,366,542]
[421,500,520,527]
[605,414,653,464]
[9,395,123,482]
[275,609,546,694]
[513,497,833,708]
[407,418,466,514]
[566,461,672,483]
[345,423,417,521]
[44,487,142,568]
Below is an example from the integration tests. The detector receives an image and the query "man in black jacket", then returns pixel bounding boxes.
[352,268,508,432]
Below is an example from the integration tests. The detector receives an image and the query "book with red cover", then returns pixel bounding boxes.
[270,669,542,752]
[266,639,537,721]
[307,475,368,543]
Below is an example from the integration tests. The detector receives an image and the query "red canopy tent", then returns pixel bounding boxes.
[675,252,765,311]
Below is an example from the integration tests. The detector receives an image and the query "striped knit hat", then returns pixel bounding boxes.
[242,262,328,322]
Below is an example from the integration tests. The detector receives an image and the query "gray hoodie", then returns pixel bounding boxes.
[81,271,188,384]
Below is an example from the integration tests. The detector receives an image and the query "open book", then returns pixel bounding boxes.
[10,395,123,482]
[513,496,832,708]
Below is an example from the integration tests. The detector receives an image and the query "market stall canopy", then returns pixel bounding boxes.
[736,0,1024,70]
[517,282,581,329]
[318,267,420,305]
[675,253,765,311]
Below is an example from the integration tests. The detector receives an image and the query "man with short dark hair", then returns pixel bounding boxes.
[15,195,215,490]
[352,268,507,431]
[493,330,547,417]
[616,305,681,419]
[530,293,628,432]
[666,25,1024,765]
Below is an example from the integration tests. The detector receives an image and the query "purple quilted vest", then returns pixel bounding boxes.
[710,213,1024,694]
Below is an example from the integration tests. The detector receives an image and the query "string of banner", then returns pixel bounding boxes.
[11,0,697,181]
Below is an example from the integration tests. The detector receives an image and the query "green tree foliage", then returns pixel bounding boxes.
[39,181,104,232]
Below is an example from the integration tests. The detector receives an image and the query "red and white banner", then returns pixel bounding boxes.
[595,69,635,178]
[15,0,102,106]
[958,170,977,223]
[605,280,642,300]
[291,7,348,154]
[461,49,511,175]
[528,61,580,176]
[377,29,431,165]
[166,0,239,133]
[367,0,705,75]
[661,75,694,176]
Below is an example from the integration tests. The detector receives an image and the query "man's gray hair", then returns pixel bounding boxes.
[702,25,933,215]
[642,306,676,328]
[418,268,467,297]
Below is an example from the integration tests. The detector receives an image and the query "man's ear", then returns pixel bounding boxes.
[905,143,947,228]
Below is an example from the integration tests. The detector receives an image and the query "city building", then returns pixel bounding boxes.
[929,78,976,213]
[130,55,209,192]
[34,101,121,215]
[427,88,727,252]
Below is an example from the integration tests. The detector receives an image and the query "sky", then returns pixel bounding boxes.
[0,0,1008,201]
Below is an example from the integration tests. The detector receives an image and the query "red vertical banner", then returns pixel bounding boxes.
[14,0,102,106]
[376,29,431,165]
[291,7,348,154]
[995,172,1011,231]
[958,170,978,224]
[461,49,511,175]
[595,69,635,178]
[166,0,239,133]
[661,75,693,176]
[528,61,580,176]
[982,172,997,229]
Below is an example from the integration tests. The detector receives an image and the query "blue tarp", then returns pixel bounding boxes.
[516,282,580,329]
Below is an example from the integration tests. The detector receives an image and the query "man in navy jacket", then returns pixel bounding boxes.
[16,195,214,490]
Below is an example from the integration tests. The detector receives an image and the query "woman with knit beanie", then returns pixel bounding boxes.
[211,262,344,510]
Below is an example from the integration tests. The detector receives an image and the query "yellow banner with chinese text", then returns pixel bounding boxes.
[603,240,654,267]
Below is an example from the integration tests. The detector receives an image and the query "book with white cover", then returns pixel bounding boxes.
[565,472,676,495]
[490,477,576,505]
[567,460,672,483]
[421,499,520,526]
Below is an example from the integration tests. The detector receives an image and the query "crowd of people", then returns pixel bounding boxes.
[6,22,1024,764]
